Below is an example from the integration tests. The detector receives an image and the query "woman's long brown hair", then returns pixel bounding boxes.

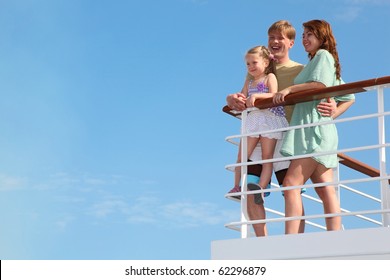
[303,20,341,80]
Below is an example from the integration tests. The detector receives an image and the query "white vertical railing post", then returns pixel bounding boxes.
[240,109,250,238]
[377,86,390,227]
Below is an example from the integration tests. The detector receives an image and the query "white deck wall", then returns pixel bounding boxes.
[212,227,390,259]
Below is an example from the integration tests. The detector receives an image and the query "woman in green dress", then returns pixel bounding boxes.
[273,19,355,234]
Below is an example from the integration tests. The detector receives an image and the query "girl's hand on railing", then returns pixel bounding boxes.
[246,94,270,107]
[246,95,256,107]
[227,93,246,111]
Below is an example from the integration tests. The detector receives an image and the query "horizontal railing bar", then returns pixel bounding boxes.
[225,183,382,227]
[339,208,383,226]
[225,209,390,228]
[225,175,390,198]
[339,184,382,203]
[225,111,390,142]
[227,206,327,231]
[225,143,390,169]
[225,220,327,232]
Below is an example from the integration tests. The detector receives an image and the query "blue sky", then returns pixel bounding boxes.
[0,0,389,260]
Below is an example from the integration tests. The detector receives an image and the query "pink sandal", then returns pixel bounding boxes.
[228,186,241,200]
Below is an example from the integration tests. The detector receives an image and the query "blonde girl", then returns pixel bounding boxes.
[229,46,288,204]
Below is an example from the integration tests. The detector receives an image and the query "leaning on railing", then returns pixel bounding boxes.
[223,76,390,238]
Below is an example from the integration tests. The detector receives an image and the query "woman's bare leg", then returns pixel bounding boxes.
[283,157,318,234]
[311,167,341,231]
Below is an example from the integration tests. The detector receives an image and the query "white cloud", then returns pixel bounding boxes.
[335,0,390,22]
[161,201,235,228]
[0,174,26,191]
[345,0,390,4]
[138,179,158,185]
[187,0,208,5]
[86,192,236,229]
[126,195,161,224]
[31,172,128,191]
[126,194,237,228]
[334,6,362,22]
[55,215,75,231]
[0,170,235,230]
[88,198,129,218]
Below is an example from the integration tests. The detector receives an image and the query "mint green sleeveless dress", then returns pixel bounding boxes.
[280,49,355,168]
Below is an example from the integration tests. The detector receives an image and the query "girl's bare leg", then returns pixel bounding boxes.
[258,137,277,189]
[234,137,260,187]
[234,141,243,187]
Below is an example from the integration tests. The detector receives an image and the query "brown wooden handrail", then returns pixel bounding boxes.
[223,76,390,115]
[223,76,390,185]
[338,153,390,184]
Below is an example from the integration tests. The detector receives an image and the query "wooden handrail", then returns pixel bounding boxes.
[223,76,390,116]
[338,153,390,184]
[223,76,390,185]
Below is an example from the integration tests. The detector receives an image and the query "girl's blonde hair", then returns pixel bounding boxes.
[246,45,276,80]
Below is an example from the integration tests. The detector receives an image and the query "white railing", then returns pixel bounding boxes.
[223,77,390,238]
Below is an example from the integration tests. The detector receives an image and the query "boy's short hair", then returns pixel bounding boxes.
[268,20,296,40]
